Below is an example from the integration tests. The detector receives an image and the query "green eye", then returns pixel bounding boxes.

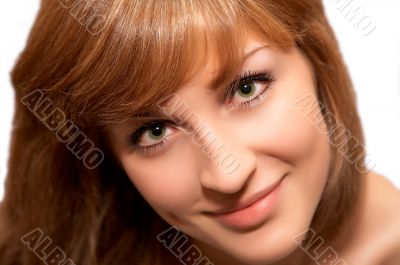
[238,82,256,98]
[146,123,166,140]
[128,120,176,155]
[225,71,275,109]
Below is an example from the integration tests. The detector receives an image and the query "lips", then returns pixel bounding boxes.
[207,176,284,214]
[204,175,286,230]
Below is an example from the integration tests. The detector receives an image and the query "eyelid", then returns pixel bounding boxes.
[126,70,275,154]
[128,120,176,146]
[132,122,183,156]
[223,70,275,103]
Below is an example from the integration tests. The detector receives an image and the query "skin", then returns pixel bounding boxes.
[109,32,329,264]
[0,31,396,265]
[107,32,400,265]
[338,172,400,265]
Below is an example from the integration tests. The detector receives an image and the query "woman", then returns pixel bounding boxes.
[1,0,399,264]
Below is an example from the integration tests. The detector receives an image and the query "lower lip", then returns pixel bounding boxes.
[210,179,283,230]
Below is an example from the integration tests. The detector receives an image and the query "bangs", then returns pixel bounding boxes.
[53,0,294,126]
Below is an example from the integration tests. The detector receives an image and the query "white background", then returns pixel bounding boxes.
[0,1,399,201]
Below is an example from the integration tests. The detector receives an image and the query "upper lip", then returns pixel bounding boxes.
[205,176,285,215]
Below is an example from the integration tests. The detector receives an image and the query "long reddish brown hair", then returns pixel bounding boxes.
[1,0,365,264]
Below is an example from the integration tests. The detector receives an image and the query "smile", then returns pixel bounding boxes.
[205,175,286,230]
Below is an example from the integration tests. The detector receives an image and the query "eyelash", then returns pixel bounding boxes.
[128,70,276,155]
[127,120,173,156]
[224,69,275,110]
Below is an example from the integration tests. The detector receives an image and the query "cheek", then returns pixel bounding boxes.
[242,74,331,215]
[119,140,201,213]
[241,48,330,170]
[247,90,330,168]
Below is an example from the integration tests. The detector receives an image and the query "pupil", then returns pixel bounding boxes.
[150,125,163,137]
[240,83,254,95]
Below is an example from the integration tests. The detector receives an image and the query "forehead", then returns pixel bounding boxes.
[178,29,273,92]
[70,1,295,126]
[129,45,278,132]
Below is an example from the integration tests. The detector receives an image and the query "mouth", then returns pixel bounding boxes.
[204,175,286,230]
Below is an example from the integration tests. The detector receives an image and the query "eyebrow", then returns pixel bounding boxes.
[208,44,270,91]
[243,44,270,60]
[130,110,166,120]
[130,45,270,120]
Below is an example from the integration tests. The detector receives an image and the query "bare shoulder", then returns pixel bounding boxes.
[336,172,400,264]
[365,171,400,221]
[363,172,400,264]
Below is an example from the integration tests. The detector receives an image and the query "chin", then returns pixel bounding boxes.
[210,219,311,265]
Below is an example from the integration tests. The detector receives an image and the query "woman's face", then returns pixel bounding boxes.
[108,32,331,264]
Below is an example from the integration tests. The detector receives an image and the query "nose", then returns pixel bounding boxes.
[198,133,257,194]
